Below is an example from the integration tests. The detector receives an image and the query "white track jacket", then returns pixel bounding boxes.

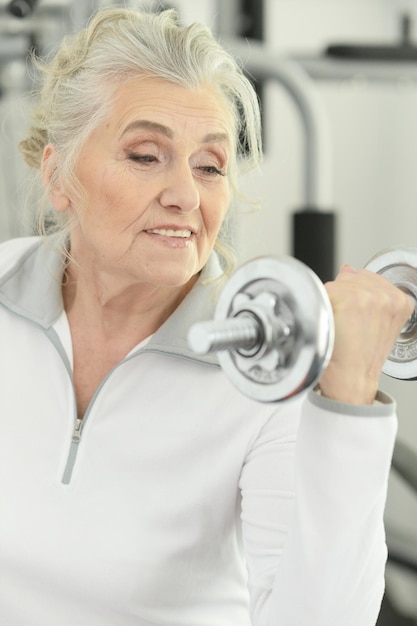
[0,236,397,626]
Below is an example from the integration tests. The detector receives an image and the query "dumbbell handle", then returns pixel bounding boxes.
[188,304,294,360]
[188,315,261,355]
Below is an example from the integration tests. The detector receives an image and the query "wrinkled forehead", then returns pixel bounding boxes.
[107,76,237,149]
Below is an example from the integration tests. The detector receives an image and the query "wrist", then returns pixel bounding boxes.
[318,371,378,406]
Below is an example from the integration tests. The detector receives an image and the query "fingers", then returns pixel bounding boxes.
[319,266,414,405]
[338,263,357,275]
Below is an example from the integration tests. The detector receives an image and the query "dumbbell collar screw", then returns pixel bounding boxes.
[230,291,294,369]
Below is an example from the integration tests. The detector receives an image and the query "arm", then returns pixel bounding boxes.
[240,392,397,626]
[240,265,413,626]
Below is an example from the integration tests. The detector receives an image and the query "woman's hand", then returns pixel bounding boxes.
[319,265,415,405]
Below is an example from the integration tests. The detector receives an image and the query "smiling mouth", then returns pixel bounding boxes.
[146,228,192,238]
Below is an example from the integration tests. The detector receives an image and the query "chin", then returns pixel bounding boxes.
[142,268,194,288]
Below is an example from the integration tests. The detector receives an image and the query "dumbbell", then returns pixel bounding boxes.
[187,246,417,403]
[366,247,417,380]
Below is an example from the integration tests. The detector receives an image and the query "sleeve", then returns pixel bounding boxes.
[239,389,397,626]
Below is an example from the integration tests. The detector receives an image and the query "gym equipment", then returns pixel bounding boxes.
[365,247,417,380]
[187,246,417,402]
[188,256,334,402]
[6,0,38,19]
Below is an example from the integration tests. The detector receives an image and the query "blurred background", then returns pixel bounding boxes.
[1,0,417,623]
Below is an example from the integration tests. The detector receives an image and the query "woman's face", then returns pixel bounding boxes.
[54,77,233,290]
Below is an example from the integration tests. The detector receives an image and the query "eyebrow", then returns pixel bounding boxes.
[122,120,174,139]
[121,119,229,144]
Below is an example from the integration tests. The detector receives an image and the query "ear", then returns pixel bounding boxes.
[41,144,70,213]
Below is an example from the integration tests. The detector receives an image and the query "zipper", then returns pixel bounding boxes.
[38,326,83,486]
[61,418,83,485]
[72,417,83,443]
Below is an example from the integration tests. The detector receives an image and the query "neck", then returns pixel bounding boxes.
[62,262,197,342]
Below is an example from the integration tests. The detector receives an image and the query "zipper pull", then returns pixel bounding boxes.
[72,418,83,443]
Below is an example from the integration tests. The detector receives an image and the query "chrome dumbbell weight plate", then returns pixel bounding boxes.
[365,246,417,380]
[188,256,334,403]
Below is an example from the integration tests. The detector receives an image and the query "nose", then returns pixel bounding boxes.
[159,160,200,213]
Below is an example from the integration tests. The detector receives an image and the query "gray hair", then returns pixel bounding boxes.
[20,7,262,274]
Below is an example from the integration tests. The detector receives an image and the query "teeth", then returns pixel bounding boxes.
[147,228,192,238]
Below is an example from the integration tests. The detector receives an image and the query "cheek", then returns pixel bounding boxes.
[206,192,230,238]
[81,179,139,228]
[99,167,159,218]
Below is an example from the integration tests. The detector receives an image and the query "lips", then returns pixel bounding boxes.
[145,228,193,238]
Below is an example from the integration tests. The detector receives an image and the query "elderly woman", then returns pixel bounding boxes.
[0,7,412,626]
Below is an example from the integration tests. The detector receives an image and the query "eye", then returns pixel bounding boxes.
[128,153,158,164]
[193,147,228,179]
[196,165,226,177]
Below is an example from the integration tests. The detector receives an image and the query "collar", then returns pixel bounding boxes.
[0,235,223,367]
